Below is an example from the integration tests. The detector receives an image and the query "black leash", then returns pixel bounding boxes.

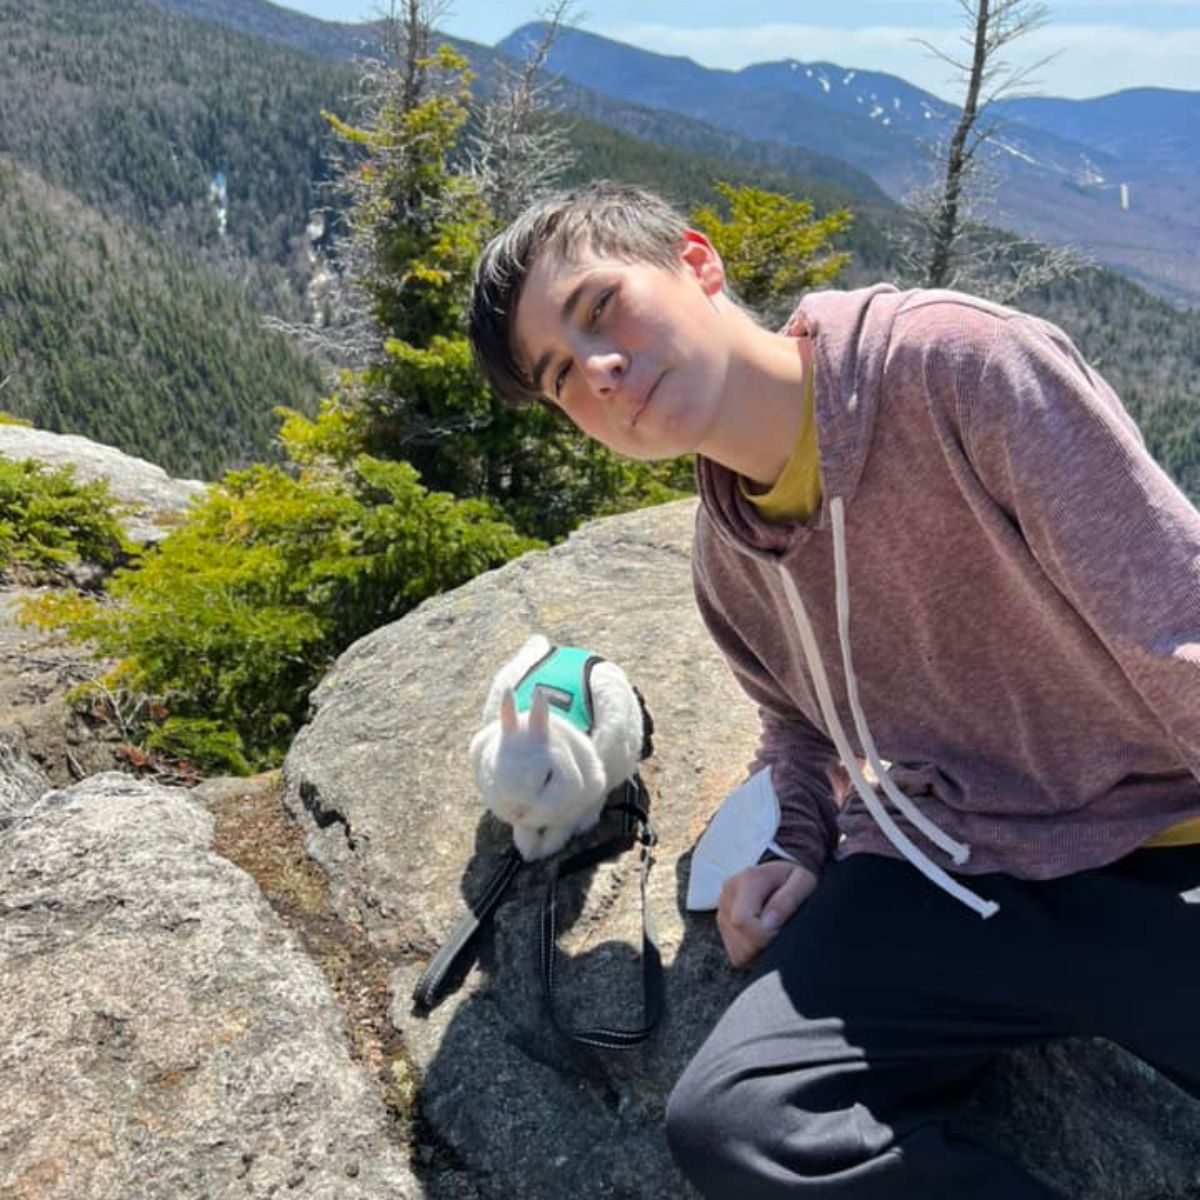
[411,843,524,1012]
[540,777,661,1048]
[413,776,662,1049]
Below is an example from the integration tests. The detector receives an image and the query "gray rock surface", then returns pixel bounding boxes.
[284,498,1200,1200]
[0,586,128,787]
[0,773,419,1200]
[0,730,50,831]
[0,424,206,542]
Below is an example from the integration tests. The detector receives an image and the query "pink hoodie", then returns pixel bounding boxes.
[693,285,1200,913]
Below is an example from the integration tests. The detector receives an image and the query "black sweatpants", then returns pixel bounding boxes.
[666,847,1200,1198]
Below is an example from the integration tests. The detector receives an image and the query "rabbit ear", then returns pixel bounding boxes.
[530,687,550,741]
[500,687,519,734]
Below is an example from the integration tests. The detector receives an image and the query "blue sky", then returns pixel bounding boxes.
[279,2,1199,101]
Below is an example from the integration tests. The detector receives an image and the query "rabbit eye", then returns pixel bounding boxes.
[540,769,553,790]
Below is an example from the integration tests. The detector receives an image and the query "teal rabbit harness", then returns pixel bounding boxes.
[511,644,602,736]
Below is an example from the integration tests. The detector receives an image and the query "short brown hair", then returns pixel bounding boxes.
[468,181,687,408]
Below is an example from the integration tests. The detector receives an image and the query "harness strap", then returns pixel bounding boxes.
[512,644,602,736]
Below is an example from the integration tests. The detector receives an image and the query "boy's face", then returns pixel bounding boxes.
[511,235,732,461]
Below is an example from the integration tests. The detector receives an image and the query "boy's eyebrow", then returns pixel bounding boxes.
[530,279,590,394]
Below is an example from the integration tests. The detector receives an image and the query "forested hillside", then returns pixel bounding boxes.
[0,0,356,474]
[0,163,323,478]
[0,0,347,269]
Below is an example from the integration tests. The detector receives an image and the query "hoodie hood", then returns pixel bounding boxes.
[696,283,902,558]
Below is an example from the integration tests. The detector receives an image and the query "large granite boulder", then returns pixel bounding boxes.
[284,499,1200,1200]
[0,423,206,543]
[0,773,419,1200]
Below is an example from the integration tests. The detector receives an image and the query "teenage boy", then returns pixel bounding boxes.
[468,181,1200,1199]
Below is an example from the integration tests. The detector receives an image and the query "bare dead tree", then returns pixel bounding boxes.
[388,0,437,112]
[263,0,456,371]
[895,169,1083,305]
[468,0,578,224]
[894,0,1082,302]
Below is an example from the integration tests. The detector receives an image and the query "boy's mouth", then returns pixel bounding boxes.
[632,372,665,428]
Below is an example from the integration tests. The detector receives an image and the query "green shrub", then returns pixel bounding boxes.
[25,450,538,773]
[0,454,127,576]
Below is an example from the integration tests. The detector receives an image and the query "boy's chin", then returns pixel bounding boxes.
[623,446,691,464]
[620,429,697,464]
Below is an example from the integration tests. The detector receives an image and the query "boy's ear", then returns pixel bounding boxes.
[680,229,725,296]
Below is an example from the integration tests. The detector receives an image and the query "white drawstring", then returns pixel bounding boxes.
[776,501,999,918]
[829,499,973,865]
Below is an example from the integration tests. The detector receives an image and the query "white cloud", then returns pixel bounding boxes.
[591,21,1200,100]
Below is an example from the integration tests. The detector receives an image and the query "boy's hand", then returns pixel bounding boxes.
[717,861,818,968]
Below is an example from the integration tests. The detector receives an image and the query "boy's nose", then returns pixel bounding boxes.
[584,349,627,394]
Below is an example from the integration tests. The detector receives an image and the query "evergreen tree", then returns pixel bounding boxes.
[691,181,852,327]
[312,7,693,541]
[25,426,538,773]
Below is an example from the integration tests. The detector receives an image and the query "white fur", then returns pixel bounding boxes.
[468,634,645,861]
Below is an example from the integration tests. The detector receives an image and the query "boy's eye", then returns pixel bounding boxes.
[553,361,571,399]
[549,288,613,401]
[589,288,613,326]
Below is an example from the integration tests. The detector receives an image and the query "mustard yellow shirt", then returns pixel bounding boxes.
[740,363,1200,849]
[1143,816,1200,847]
[739,366,821,522]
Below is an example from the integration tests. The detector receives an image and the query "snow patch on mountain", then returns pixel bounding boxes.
[993,139,1039,166]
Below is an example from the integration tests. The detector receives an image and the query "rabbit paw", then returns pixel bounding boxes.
[513,822,573,861]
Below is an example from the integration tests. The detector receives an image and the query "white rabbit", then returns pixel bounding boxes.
[468,634,649,861]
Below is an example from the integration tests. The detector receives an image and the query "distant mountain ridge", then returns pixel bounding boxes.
[145,0,892,206]
[135,3,1198,302]
[999,90,1200,178]
[728,57,1124,186]
[503,22,1197,187]
[499,22,1200,304]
